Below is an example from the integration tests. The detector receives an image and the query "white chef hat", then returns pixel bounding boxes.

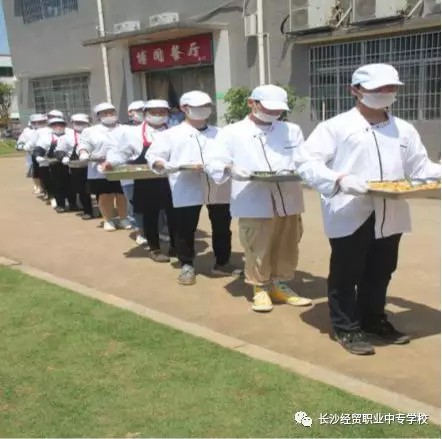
[180,91,212,107]
[94,102,116,115]
[47,109,64,118]
[48,117,67,125]
[249,85,289,111]
[145,99,170,110]
[71,113,90,123]
[127,100,146,112]
[29,113,47,123]
[351,63,404,90]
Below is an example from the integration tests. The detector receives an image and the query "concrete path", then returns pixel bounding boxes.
[1,157,440,412]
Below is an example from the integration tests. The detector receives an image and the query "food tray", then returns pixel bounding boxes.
[368,180,441,200]
[178,164,203,171]
[104,165,166,181]
[233,171,302,183]
[68,160,88,169]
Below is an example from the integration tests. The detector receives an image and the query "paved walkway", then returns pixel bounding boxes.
[1,156,440,410]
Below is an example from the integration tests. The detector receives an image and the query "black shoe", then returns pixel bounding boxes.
[150,250,170,263]
[363,319,411,345]
[334,330,375,355]
[55,206,66,213]
[81,213,93,220]
[69,205,81,212]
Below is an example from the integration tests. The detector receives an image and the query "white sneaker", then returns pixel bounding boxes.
[119,218,133,230]
[135,235,148,246]
[50,198,57,208]
[159,233,170,243]
[103,221,117,232]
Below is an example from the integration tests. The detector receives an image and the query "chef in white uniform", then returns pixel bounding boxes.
[77,102,130,232]
[147,91,238,285]
[55,113,94,220]
[127,100,146,126]
[104,99,175,261]
[206,84,312,312]
[293,63,441,355]
[17,113,47,196]
[24,110,64,204]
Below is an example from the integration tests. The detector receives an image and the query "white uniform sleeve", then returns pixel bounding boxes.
[78,129,93,155]
[289,125,305,171]
[204,127,234,184]
[23,130,39,152]
[17,128,31,150]
[293,122,341,196]
[107,129,135,167]
[146,131,171,168]
[403,127,441,179]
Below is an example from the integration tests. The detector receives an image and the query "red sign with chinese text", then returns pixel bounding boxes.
[130,33,213,72]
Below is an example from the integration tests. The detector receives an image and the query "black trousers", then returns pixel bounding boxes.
[39,166,54,199]
[143,203,176,251]
[51,163,77,209]
[174,204,232,267]
[328,214,401,333]
[70,168,93,215]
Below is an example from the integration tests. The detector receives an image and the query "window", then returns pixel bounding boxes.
[0,67,14,77]
[310,31,441,121]
[31,74,90,118]
[21,0,78,24]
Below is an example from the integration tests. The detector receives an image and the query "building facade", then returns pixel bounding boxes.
[2,0,440,157]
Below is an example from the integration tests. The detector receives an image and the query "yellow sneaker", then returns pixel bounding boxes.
[270,282,312,307]
[252,286,273,313]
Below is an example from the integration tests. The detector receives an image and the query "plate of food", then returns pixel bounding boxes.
[104,164,166,181]
[178,164,204,172]
[367,179,441,199]
[68,160,88,169]
[232,170,302,183]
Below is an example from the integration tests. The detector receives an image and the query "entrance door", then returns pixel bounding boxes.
[145,66,216,122]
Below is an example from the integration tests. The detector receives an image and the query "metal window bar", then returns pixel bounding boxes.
[309,31,441,121]
[31,74,91,119]
[22,0,78,24]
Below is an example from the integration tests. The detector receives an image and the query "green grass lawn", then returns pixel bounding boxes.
[0,139,19,156]
[0,266,439,438]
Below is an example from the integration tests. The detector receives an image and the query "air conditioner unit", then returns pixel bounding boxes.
[289,0,337,32]
[422,0,441,17]
[113,20,141,34]
[244,13,257,37]
[148,12,179,28]
[352,0,407,23]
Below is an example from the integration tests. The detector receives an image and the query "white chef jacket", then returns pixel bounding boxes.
[34,128,74,168]
[23,126,49,153]
[17,127,35,151]
[55,129,81,159]
[146,122,231,208]
[293,108,441,239]
[78,124,122,180]
[107,123,168,186]
[205,116,305,218]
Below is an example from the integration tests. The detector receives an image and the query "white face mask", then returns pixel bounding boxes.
[73,124,87,133]
[101,115,118,126]
[254,110,281,123]
[130,111,144,124]
[360,92,397,110]
[145,114,169,126]
[52,128,65,136]
[186,106,212,121]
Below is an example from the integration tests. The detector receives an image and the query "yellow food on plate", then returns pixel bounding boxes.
[368,180,441,192]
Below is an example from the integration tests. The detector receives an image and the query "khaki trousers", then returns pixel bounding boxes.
[239,214,303,286]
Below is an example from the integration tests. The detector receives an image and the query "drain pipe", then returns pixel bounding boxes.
[257,0,266,85]
[96,0,112,102]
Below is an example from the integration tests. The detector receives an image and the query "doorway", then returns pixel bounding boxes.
[145,65,216,122]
